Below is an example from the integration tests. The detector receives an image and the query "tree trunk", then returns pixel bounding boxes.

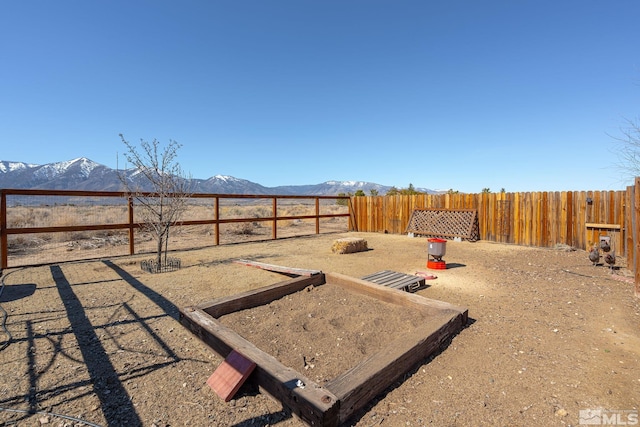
[156,234,163,268]
[164,227,170,264]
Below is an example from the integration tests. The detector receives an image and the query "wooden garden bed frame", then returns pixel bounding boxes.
[179,272,468,426]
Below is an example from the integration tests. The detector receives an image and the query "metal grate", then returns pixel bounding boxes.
[361,270,425,292]
[405,208,479,241]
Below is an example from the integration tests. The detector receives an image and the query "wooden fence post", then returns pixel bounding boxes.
[635,177,640,298]
[349,197,358,232]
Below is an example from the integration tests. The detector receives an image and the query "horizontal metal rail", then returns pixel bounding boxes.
[0,189,353,269]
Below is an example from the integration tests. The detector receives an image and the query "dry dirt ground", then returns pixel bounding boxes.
[1,232,639,427]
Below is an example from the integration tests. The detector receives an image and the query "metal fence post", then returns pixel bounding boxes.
[1,190,7,270]
[272,197,277,239]
[128,196,135,255]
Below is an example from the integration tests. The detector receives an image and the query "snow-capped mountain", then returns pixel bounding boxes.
[0,157,117,190]
[32,157,101,181]
[0,160,39,173]
[0,158,440,195]
[193,174,272,194]
[273,180,390,195]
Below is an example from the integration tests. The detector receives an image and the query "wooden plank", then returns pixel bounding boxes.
[326,272,468,318]
[575,191,586,250]
[207,350,256,402]
[232,259,322,277]
[180,307,339,426]
[543,191,549,247]
[585,223,622,229]
[478,193,486,240]
[374,196,383,231]
[512,192,520,245]
[180,271,468,426]
[551,192,560,246]
[626,185,633,268]
[615,190,626,257]
[326,311,466,422]
[608,190,616,225]
[568,191,575,246]
[525,192,533,245]
[197,274,325,318]
[560,192,568,245]
[593,191,602,225]
[487,192,494,242]
[635,178,640,298]
[532,192,540,247]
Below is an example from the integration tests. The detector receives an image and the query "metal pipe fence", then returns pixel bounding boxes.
[0,189,352,268]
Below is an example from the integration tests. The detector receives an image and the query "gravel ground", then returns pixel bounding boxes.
[1,232,639,426]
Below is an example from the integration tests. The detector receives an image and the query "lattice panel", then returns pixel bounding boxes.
[406,209,479,241]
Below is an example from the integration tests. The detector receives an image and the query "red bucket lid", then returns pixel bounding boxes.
[428,238,447,243]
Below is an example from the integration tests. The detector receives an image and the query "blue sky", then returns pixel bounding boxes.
[1,1,638,193]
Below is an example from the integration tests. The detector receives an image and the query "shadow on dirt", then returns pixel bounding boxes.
[222,379,294,426]
[50,264,142,427]
[443,262,466,269]
[102,260,180,320]
[0,283,36,302]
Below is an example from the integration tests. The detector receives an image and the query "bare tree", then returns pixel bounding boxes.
[612,118,640,182]
[118,134,193,271]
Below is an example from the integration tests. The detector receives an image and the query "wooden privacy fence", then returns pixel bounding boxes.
[349,179,640,297]
[349,185,639,271]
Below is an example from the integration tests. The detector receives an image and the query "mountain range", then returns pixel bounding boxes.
[0,157,440,195]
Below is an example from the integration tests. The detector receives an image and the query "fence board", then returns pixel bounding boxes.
[626,186,634,268]
[348,189,630,257]
[635,178,640,297]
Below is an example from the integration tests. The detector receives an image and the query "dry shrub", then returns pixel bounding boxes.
[229,222,256,235]
[7,235,49,253]
[183,224,214,236]
[180,204,213,221]
[278,205,313,217]
[50,217,86,243]
[248,206,270,218]
[278,219,293,228]
[278,219,305,228]
[8,207,38,228]
[222,206,245,218]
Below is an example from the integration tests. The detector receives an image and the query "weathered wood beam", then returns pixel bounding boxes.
[180,271,468,426]
[326,312,466,422]
[325,272,468,317]
[232,259,322,277]
[179,307,340,426]
[195,274,325,318]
